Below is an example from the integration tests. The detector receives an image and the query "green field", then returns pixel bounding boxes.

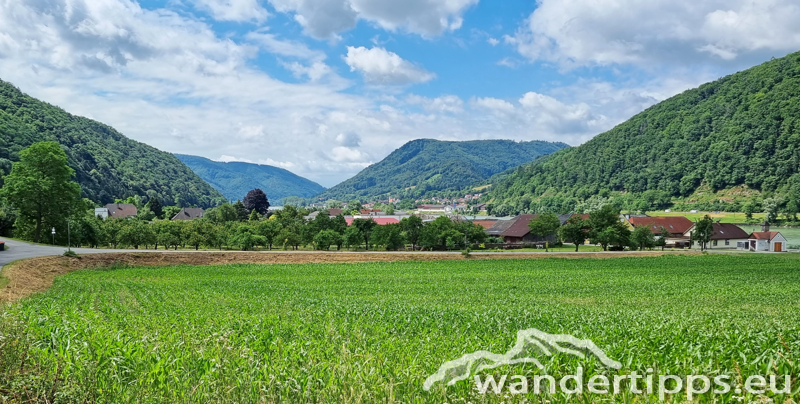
[2,255,800,403]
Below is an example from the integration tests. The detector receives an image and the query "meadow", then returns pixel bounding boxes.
[1,255,799,403]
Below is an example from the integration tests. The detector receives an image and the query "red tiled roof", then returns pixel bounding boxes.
[709,223,749,240]
[327,208,343,216]
[345,218,399,226]
[748,231,781,241]
[571,214,591,220]
[501,214,538,238]
[472,220,498,230]
[105,203,138,219]
[360,209,370,215]
[629,216,693,235]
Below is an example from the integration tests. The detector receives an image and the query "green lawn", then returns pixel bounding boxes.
[2,255,799,403]
[644,211,765,223]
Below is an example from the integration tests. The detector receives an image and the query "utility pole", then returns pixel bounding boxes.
[67,219,71,252]
[51,227,55,245]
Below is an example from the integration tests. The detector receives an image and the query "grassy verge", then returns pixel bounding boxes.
[1,254,798,403]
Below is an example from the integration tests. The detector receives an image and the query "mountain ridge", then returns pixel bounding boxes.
[317,138,569,201]
[0,79,225,207]
[175,154,326,204]
[487,50,800,215]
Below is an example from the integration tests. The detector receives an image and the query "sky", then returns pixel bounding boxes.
[1,0,799,187]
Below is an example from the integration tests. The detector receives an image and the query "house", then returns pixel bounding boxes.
[327,208,343,216]
[744,224,788,252]
[94,207,109,219]
[171,207,205,221]
[683,222,749,249]
[485,214,557,244]
[104,203,138,219]
[627,216,694,248]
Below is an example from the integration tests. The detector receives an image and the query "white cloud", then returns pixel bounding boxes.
[487,37,499,46]
[335,132,362,147]
[246,31,326,61]
[0,0,726,188]
[472,97,514,113]
[406,94,463,114]
[267,0,477,39]
[194,0,270,22]
[217,155,254,163]
[507,0,800,68]
[344,46,435,85]
[282,61,334,81]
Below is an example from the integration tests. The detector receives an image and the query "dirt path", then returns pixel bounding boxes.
[0,250,697,303]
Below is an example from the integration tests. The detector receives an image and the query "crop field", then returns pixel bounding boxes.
[1,255,799,403]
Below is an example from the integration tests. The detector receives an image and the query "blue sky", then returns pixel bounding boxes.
[1,0,799,186]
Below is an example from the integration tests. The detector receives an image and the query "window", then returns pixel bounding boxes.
[712,240,718,246]
[725,240,730,246]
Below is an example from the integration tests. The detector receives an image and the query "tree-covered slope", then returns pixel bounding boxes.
[0,80,225,207]
[175,154,326,203]
[488,51,800,215]
[317,139,569,201]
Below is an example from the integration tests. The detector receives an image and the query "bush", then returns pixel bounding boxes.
[63,250,79,258]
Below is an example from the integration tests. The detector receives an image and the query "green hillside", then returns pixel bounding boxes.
[317,139,569,201]
[488,51,800,215]
[0,80,225,207]
[175,154,326,204]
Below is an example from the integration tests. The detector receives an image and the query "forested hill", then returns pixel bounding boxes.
[175,154,326,204]
[487,50,800,215]
[317,139,569,201]
[0,79,225,207]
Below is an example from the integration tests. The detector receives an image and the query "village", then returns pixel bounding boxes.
[91,200,790,253]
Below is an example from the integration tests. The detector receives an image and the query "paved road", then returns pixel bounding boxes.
[0,237,158,271]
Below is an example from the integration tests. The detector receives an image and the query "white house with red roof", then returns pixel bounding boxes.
[742,223,788,252]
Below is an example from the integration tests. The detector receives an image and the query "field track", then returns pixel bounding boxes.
[0,250,696,303]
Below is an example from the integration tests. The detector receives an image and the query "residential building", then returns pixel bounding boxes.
[171,207,205,221]
[94,207,109,219]
[627,216,694,248]
[683,222,749,249]
[104,203,138,219]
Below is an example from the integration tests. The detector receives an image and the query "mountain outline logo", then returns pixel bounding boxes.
[423,328,622,391]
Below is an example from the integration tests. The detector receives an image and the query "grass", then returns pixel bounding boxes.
[492,245,605,252]
[644,211,766,223]
[1,255,800,403]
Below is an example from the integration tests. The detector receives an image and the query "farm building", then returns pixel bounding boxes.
[485,214,557,245]
[683,222,749,249]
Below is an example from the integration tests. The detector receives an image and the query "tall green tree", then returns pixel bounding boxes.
[352,218,377,250]
[691,215,715,251]
[399,215,423,250]
[631,226,656,251]
[1,142,81,242]
[145,197,163,219]
[559,216,588,252]
[528,213,560,251]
